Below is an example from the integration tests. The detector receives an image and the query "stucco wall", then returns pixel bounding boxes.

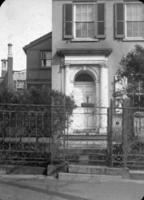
[52,0,144,103]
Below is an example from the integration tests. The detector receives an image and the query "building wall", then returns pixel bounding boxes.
[26,35,52,89]
[13,70,26,91]
[52,0,144,104]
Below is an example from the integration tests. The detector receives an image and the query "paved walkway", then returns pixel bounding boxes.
[0,175,144,200]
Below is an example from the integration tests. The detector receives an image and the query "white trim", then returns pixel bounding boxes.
[65,55,107,65]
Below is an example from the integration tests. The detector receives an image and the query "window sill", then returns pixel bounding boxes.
[123,38,144,42]
[71,38,99,42]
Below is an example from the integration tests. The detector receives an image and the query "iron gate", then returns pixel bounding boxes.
[0,104,51,166]
[108,99,144,170]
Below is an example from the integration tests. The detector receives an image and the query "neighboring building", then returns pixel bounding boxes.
[23,32,52,89]
[13,70,26,91]
[0,44,26,92]
[0,44,15,91]
[52,0,144,136]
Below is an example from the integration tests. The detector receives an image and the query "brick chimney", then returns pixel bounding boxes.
[7,43,14,90]
[1,59,7,77]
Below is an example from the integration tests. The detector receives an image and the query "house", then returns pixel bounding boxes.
[23,32,52,89]
[0,44,15,91]
[13,70,26,91]
[52,0,144,138]
[0,44,26,92]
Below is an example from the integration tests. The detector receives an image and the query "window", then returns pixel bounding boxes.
[114,3,144,40]
[125,3,144,39]
[40,51,52,68]
[63,3,105,40]
[75,4,95,38]
[75,72,94,82]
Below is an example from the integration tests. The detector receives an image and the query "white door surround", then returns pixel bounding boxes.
[61,55,109,134]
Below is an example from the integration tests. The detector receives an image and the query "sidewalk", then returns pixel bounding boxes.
[0,175,144,200]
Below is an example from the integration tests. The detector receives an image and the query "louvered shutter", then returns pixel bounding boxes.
[97,3,105,38]
[114,3,125,38]
[63,4,73,39]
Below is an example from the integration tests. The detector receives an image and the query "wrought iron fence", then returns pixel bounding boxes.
[0,104,51,166]
[108,100,144,169]
[57,106,109,166]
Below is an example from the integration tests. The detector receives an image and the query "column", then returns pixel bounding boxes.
[65,65,70,96]
[100,65,108,134]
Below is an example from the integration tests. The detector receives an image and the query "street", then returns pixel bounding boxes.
[0,176,144,200]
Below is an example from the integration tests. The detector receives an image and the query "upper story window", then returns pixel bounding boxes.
[75,4,95,38]
[114,2,144,40]
[125,3,144,39]
[63,3,105,40]
[40,51,52,68]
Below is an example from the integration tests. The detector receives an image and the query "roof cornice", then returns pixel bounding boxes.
[57,48,112,57]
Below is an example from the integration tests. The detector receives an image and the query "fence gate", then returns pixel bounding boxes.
[108,99,144,170]
[56,106,109,166]
[0,104,51,166]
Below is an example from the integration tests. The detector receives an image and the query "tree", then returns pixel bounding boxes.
[115,45,144,107]
[0,87,76,161]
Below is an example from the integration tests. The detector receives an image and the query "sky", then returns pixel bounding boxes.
[0,0,52,71]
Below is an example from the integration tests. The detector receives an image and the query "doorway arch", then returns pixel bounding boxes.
[73,70,97,131]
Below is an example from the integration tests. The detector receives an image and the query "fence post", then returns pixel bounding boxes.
[122,99,130,169]
[107,100,113,167]
[50,97,54,164]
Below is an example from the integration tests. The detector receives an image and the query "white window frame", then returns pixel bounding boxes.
[40,51,52,68]
[124,2,144,40]
[73,2,96,40]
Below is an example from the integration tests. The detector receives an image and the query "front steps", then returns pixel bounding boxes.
[59,164,144,181]
[62,134,107,149]
[58,164,129,182]
[68,165,129,177]
[60,134,108,165]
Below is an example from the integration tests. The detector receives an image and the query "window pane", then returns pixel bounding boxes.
[76,23,81,37]
[75,73,94,82]
[76,5,81,21]
[46,60,51,67]
[88,23,94,38]
[75,4,94,38]
[76,4,94,22]
[81,5,87,21]
[127,22,144,37]
[81,23,87,37]
[87,5,93,21]
[126,4,144,21]
[45,52,52,59]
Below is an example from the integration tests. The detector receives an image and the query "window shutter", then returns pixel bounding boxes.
[114,3,125,39]
[63,4,73,39]
[97,3,105,39]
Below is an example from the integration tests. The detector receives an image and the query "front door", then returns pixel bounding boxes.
[72,72,96,132]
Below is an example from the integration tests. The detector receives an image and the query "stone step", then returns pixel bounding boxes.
[129,170,144,180]
[64,140,107,149]
[58,172,122,182]
[64,135,107,140]
[68,164,129,178]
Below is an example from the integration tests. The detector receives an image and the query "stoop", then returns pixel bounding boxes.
[129,170,144,180]
[58,164,130,182]
[58,172,122,182]
[68,164,129,178]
